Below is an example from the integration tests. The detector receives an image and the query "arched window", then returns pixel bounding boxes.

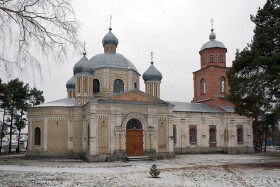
[113,79,124,93]
[201,56,205,64]
[209,54,214,62]
[219,54,224,63]
[220,77,226,93]
[173,125,177,144]
[134,82,137,90]
[210,128,216,143]
[84,77,88,94]
[126,119,142,130]
[93,79,100,93]
[34,127,41,145]
[190,128,197,143]
[237,128,244,143]
[201,79,206,95]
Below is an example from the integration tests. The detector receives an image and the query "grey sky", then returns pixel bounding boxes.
[2,0,267,103]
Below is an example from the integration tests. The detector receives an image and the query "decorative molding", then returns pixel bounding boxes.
[48,117,68,121]
[93,76,103,91]
[122,112,148,129]
[110,75,127,92]
[99,115,109,119]
[158,117,167,121]
[114,126,125,135]
[32,118,43,121]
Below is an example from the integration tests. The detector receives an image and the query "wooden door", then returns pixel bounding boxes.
[126,130,143,156]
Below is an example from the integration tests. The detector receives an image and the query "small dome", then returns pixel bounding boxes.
[142,62,162,82]
[102,28,119,46]
[209,29,216,40]
[66,76,75,89]
[73,55,94,75]
[200,29,226,52]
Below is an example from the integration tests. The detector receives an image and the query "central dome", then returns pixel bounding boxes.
[89,53,139,73]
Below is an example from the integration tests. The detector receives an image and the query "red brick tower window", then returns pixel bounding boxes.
[209,54,214,63]
[220,77,226,93]
[219,54,224,63]
[201,56,205,64]
[200,79,206,95]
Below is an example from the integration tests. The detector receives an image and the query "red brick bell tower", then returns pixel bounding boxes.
[192,26,234,111]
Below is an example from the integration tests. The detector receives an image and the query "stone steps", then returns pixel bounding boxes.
[125,156,152,161]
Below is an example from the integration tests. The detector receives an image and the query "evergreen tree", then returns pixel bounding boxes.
[5,79,30,153]
[29,87,45,106]
[149,164,160,178]
[227,0,280,151]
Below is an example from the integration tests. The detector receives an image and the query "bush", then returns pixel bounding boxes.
[149,164,160,178]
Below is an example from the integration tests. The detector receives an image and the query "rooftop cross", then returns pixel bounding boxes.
[211,18,214,31]
[83,41,86,56]
[150,51,154,64]
[109,15,112,30]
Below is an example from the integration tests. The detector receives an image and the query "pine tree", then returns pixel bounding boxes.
[227,0,280,151]
[149,164,160,178]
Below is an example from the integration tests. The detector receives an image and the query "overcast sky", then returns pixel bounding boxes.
[2,0,267,103]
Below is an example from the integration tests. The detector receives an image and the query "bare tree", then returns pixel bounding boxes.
[0,0,81,77]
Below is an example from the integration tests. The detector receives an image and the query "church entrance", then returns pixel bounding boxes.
[126,119,143,156]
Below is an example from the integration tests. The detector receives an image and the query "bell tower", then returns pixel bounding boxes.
[192,21,233,110]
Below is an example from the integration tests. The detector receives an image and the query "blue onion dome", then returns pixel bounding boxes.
[73,55,94,75]
[66,76,75,89]
[200,29,226,52]
[102,28,119,46]
[89,53,139,74]
[142,62,162,82]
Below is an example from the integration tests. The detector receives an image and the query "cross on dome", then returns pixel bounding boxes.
[151,51,154,64]
[211,18,214,31]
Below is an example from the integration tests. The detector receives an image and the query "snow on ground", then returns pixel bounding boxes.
[0,154,280,187]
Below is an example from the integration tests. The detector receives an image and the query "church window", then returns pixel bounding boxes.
[134,82,137,90]
[237,128,244,144]
[209,54,214,62]
[84,77,88,94]
[201,56,205,64]
[220,77,226,93]
[105,46,110,52]
[150,84,153,95]
[126,119,142,129]
[190,128,197,144]
[200,79,206,95]
[173,125,177,144]
[87,125,90,146]
[34,127,41,145]
[209,128,216,143]
[219,54,224,63]
[77,77,81,93]
[93,79,100,93]
[113,79,124,93]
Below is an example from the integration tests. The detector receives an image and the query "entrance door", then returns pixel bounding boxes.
[126,119,143,156]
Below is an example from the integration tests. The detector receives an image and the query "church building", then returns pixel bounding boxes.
[27,25,254,161]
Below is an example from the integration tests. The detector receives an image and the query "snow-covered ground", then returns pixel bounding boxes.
[0,154,280,187]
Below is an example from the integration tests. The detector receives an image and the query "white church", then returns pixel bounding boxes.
[27,25,254,161]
